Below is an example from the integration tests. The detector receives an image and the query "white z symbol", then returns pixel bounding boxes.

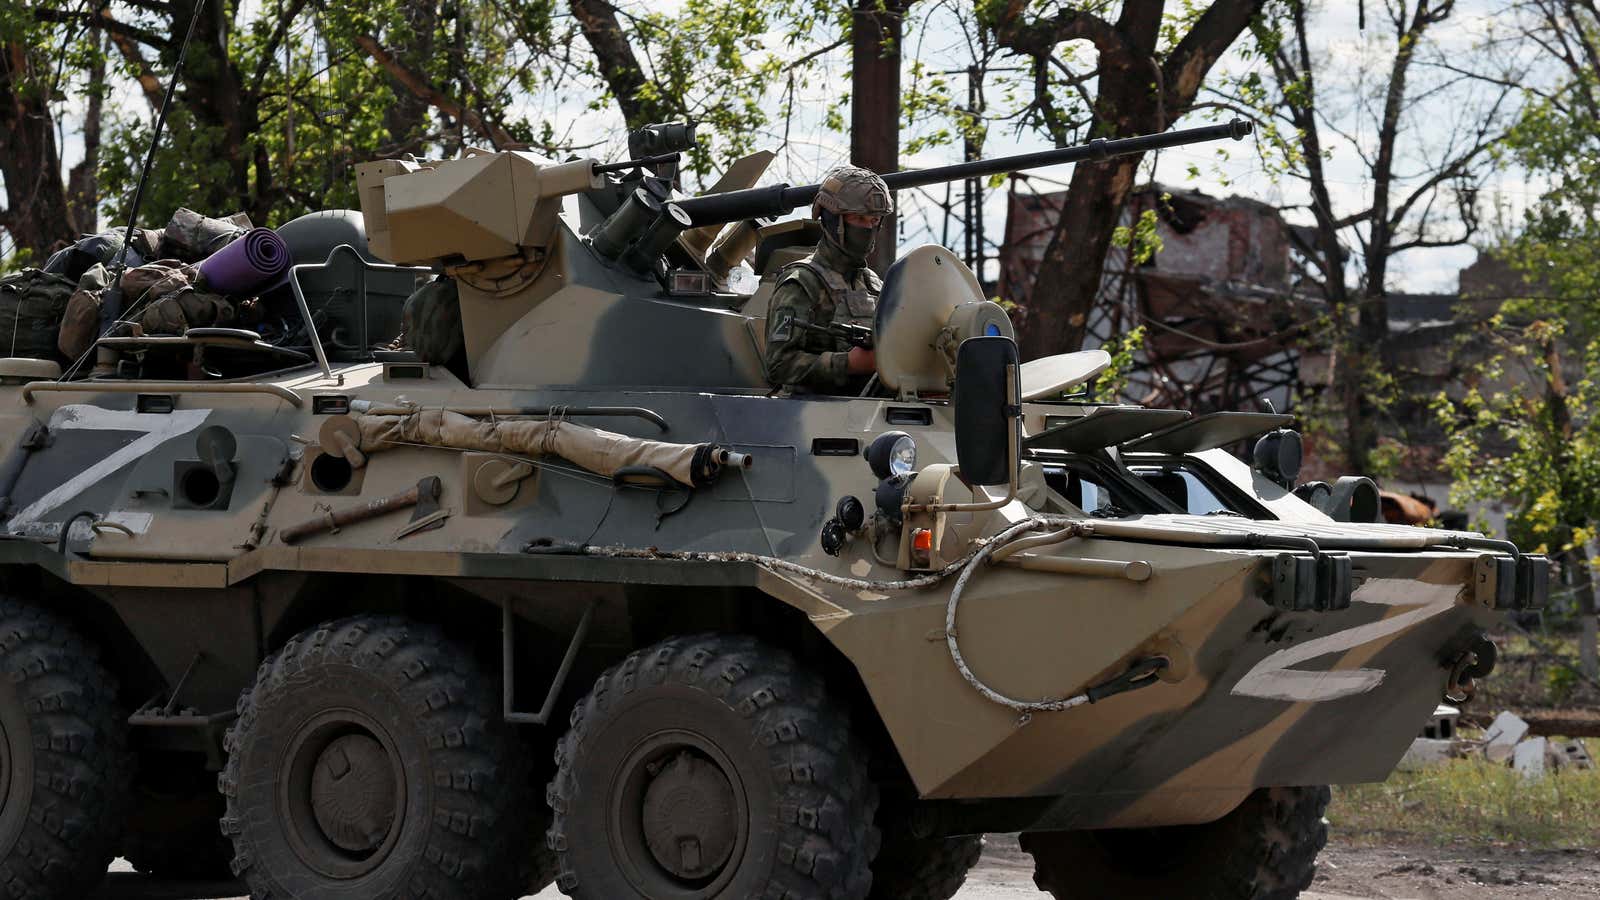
[8,404,210,530]
[1230,579,1461,702]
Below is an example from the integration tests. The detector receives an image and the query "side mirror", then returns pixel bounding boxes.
[954,336,1019,487]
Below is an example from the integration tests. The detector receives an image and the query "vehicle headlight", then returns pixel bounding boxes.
[866,431,917,479]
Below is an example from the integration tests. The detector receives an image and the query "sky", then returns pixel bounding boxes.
[33,0,1541,294]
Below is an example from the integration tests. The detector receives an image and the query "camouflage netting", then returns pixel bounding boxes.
[351,410,727,487]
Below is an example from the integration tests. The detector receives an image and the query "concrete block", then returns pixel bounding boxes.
[1483,711,1529,762]
[1514,736,1548,779]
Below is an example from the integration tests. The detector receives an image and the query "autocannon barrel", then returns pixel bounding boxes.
[674,118,1253,228]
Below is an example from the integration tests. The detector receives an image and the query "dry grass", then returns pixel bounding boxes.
[1329,754,1600,849]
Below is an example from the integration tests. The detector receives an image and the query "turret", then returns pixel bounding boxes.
[352,120,1253,390]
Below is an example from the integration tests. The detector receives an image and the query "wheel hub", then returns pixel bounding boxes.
[640,750,739,880]
[310,734,398,853]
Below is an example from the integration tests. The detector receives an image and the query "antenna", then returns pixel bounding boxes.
[63,0,208,381]
[108,0,208,281]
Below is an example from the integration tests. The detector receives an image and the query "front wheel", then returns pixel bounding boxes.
[0,598,131,898]
[219,616,536,899]
[1021,786,1330,900]
[547,633,880,899]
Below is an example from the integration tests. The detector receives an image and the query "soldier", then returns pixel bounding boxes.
[764,165,892,392]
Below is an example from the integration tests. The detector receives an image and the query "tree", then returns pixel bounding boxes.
[853,0,916,272]
[1234,0,1516,474]
[0,5,76,263]
[1441,0,1600,677]
[8,0,833,253]
[978,0,1267,361]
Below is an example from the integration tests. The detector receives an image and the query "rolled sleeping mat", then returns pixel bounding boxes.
[197,227,291,295]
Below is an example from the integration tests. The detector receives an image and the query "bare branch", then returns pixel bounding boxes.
[355,34,516,150]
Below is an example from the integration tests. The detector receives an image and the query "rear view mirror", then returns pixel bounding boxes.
[954,336,1019,486]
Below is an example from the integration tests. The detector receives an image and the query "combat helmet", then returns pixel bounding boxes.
[813,165,893,219]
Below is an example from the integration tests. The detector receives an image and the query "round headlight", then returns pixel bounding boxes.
[1252,429,1302,488]
[866,431,917,480]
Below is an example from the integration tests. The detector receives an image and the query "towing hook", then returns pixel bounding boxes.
[1445,636,1497,704]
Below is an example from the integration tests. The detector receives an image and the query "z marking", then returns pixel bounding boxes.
[8,405,210,530]
[1230,580,1460,702]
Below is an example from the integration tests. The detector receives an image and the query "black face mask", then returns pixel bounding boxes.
[823,210,878,266]
[840,222,877,264]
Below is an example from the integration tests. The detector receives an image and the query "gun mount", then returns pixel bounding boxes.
[352,119,1253,390]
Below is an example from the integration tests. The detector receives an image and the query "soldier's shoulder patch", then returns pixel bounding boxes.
[770,311,795,342]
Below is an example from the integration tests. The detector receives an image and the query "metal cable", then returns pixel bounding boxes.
[585,513,1099,718]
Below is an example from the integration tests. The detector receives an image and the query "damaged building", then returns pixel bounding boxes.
[999,180,1309,414]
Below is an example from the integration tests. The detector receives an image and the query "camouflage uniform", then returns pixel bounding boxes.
[764,165,892,392]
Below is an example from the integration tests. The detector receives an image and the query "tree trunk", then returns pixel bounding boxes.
[1017,156,1142,359]
[383,0,438,150]
[0,41,72,262]
[1543,336,1596,676]
[851,0,908,274]
[170,0,251,216]
[570,0,660,127]
[993,0,1263,359]
[66,29,107,236]
[1572,544,1598,678]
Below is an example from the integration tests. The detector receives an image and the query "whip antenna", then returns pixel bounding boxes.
[63,0,208,381]
[108,0,207,280]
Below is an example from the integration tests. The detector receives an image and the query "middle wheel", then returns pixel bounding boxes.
[547,633,881,900]
[219,616,536,900]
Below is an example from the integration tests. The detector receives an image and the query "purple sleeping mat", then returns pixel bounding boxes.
[198,227,290,294]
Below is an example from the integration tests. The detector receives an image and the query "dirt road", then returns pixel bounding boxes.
[94,836,1600,899]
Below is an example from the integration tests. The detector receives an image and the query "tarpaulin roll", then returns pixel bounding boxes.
[197,227,290,295]
[350,410,728,487]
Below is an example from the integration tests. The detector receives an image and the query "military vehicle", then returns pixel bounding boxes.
[0,118,1538,900]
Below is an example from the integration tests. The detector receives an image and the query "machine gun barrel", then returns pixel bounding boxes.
[675,119,1253,228]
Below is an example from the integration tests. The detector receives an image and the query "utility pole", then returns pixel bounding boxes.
[962,64,983,278]
[851,0,906,274]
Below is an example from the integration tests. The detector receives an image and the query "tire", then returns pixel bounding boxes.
[0,597,131,899]
[219,616,535,899]
[868,833,983,900]
[1021,785,1331,900]
[122,765,234,880]
[547,632,880,899]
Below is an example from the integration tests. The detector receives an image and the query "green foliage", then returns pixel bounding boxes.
[23,0,842,237]
[1111,206,1164,265]
[1089,325,1145,402]
[1547,665,1580,704]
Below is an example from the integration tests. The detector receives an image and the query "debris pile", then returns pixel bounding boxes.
[1400,707,1595,778]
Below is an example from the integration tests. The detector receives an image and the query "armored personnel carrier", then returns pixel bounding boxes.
[0,120,1538,900]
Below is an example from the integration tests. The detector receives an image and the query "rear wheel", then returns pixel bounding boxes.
[868,832,983,900]
[0,597,131,899]
[219,616,535,899]
[1021,786,1330,900]
[547,633,880,899]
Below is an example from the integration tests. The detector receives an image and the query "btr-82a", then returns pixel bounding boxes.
[0,119,1535,900]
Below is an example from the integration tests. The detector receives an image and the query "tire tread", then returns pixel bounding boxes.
[547,632,880,900]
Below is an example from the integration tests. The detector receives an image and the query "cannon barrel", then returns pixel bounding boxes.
[674,119,1253,228]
